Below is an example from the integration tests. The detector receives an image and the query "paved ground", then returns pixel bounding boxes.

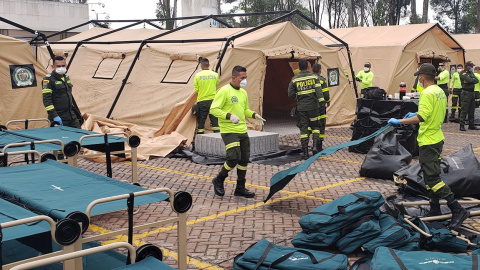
[76,121,480,269]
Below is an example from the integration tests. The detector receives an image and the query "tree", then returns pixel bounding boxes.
[422,0,429,23]
[156,0,175,29]
[477,0,480,32]
[410,0,420,23]
[431,0,476,33]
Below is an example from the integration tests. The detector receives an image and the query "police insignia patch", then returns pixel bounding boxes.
[9,64,37,89]
[231,96,238,104]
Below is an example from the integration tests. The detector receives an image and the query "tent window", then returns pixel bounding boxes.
[93,53,125,80]
[161,60,199,84]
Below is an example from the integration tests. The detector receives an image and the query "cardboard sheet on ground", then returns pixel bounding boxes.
[264,125,394,202]
[82,114,189,160]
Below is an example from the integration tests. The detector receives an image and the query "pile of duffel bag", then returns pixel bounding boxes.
[233,191,480,269]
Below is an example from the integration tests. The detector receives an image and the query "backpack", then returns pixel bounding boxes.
[233,239,348,270]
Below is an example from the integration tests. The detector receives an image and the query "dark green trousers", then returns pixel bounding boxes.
[220,133,250,180]
[196,100,219,134]
[298,109,320,148]
[451,88,462,116]
[318,105,326,141]
[460,91,475,125]
[419,141,454,201]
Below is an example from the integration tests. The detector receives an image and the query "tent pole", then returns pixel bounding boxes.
[106,41,146,119]
[66,41,83,71]
[292,11,358,97]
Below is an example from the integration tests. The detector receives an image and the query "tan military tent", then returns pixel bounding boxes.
[37,21,355,156]
[452,34,480,63]
[0,34,47,128]
[304,23,465,95]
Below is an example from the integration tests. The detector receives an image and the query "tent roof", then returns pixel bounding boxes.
[452,34,480,50]
[304,23,462,49]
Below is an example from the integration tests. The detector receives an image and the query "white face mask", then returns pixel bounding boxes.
[56,67,67,75]
[457,68,463,73]
[418,77,424,88]
[364,67,370,72]
[240,79,247,87]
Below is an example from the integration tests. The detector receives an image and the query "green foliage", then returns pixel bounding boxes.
[156,0,174,29]
[430,0,477,33]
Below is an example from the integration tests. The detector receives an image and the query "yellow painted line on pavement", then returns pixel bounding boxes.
[319,156,361,164]
[129,162,330,202]
[88,225,225,270]
[444,132,480,138]
[121,177,364,242]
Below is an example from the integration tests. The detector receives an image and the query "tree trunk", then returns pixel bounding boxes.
[360,0,364,26]
[477,0,480,33]
[172,0,178,28]
[410,0,417,23]
[347,0,354,26]
[217,0,221,16]
[422,0,428,23]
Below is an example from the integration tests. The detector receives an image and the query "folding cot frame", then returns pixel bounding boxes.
[0,150,189,270]
[1,118,140,184]
[8,242,169,270]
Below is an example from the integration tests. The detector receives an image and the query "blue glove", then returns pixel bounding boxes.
[53,116,63,126]
[388,118,401,126]
[405,112,417,118]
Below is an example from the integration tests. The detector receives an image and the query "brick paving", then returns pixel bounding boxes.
[74,121,480,269]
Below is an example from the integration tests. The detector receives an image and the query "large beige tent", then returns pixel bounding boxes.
[452,34,480,63]
[304,23,464,95]
[37,21,356,156]
[0,34,47,127]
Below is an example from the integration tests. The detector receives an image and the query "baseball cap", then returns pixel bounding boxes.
[364,62,371,67]
[414,63,437,76]
[465,61,475,67]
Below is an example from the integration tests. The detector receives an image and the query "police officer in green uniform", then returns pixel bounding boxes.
[193,57,220,134]
[449,64,463,122]
[42,56,81,128]
[288,60,323,160]
[435,62,449,123]
[459,61,479,131]
[312,63,330,152]
[388,63,469,230]
[210,66,265,198]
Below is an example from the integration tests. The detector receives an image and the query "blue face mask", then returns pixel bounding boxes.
[470,68,474,72]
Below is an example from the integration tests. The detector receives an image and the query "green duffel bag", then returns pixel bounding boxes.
[371,247,480,270]
[233,239,348,270]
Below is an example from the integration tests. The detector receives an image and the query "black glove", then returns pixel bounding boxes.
[355,77,362,82]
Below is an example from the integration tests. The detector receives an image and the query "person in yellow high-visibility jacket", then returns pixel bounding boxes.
[474,66,480,110]
[210,65,265,198]
[449,64,463,122]
[193,57,220,134]
[435,62,450,123]
[355,62,374,96]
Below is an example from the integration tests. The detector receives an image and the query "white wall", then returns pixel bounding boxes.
[0,0,88,32]
[182,0,218,29]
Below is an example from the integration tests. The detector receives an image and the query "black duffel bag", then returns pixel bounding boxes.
[394,144,480,198]
[363,87,386,100]
[360,131,412,180]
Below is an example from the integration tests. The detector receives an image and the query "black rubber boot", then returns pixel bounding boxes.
[469,125,478,130]
[447,199,470,230]
[449,113,456,122]
[460,124,466,131]
[425,199,441,217]
[316,141,323,153]
[234,179,255,198]
[444,110,448,123]
[312,140,319,155]
[212,170,227,196]
[302,147,309,160]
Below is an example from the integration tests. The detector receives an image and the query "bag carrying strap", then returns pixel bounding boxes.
[254,242,274,270]
[266,250,328,270]
[340,215,375,235]
[388,248,408,270]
